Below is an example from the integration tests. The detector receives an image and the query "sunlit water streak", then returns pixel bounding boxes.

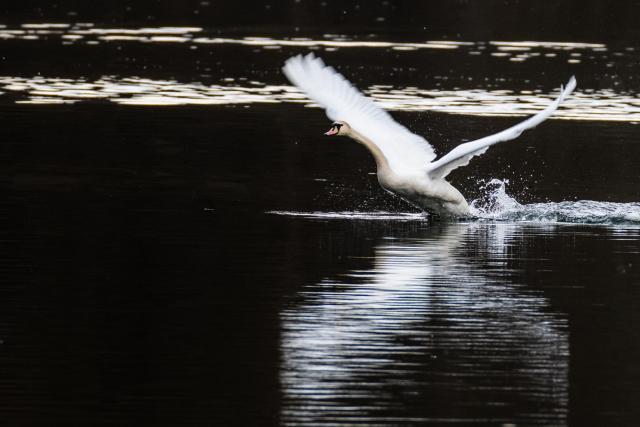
[0,23,605,52]
[3,75,640,122]
[280,223,569,425]
[2,23,639,120]
[0,23,626,66]
[0,23,202,42]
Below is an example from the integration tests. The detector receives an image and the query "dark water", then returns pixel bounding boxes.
[2,2,640,426]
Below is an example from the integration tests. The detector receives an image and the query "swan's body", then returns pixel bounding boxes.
[345,125,470,216]
[283,54,576,217]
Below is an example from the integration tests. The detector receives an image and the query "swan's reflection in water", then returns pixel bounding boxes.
[280,223,568,425]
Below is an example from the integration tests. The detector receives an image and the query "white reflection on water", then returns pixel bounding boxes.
[3,75,640,122]
[279,223,569,425]
[0,24,202,42]
[0,24,476,49]
[1,23,638,120]
[0,76,294,106]
[0,23,611,63]
[193,37,470,50]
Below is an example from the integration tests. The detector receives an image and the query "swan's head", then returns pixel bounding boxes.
[324,121,350,137]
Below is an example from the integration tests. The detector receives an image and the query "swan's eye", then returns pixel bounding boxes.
[333,123,343,131]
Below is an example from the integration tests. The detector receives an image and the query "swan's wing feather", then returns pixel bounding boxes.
[426,76,576,180]
[283,54,436,172]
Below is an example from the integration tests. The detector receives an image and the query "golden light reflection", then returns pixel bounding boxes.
[192,37,466,50]
[2,75,640,122]
[0,24,636,121]
[0,23,615,62]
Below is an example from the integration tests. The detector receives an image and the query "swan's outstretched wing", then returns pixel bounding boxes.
[283,53,436,173]
[426,77,576,180]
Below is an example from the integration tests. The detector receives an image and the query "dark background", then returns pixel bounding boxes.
[2,0,640,43]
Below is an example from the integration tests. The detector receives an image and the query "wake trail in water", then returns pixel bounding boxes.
[268,179,640,225]
[266,211,426,221]
[469,179,640,225]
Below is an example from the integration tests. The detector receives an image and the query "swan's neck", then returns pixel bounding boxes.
[346,129,391,173]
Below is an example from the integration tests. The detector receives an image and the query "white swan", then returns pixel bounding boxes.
[283,53,576,217]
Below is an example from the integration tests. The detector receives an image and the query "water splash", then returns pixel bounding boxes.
[470,179,640,225]
[469,179,522,216]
